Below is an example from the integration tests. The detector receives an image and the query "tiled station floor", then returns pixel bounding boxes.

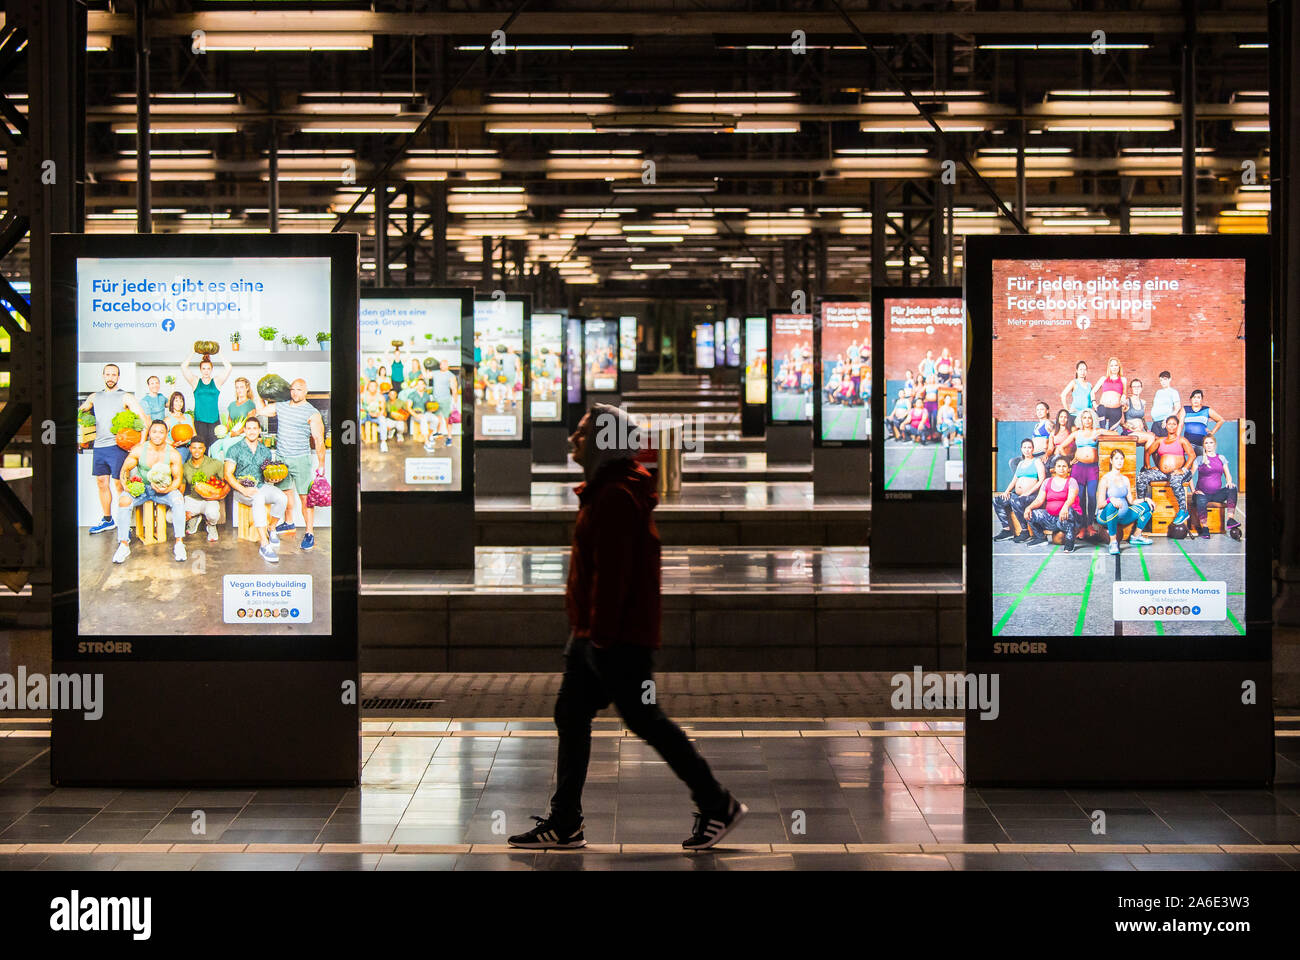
[3,714,1299,871]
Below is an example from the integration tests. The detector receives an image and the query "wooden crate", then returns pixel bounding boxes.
[235,500,261,543]
[133,501,170,545]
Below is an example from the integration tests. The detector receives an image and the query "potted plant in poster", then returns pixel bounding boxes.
[293,334,309,351]
[317,331,331,350]
[259,326,277,347]
[280,335,292,350]
[230,331,241,352]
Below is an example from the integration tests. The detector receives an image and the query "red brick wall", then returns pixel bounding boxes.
[882,297,964,382]
[821,302,871,362]
[991,258,1245,422]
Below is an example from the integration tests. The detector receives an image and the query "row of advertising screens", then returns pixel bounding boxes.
[56,233,1267,666]
[693,318,742,369]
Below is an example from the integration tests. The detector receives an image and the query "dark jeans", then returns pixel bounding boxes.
[194,419,218,449]
[550,637,726,823]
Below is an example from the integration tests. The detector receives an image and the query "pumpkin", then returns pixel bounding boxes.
[497,375,508,384]
[262,461,289,483]
[256,373,292,403]
[171,423,195,444]
[194,340,220,357]
[379,381,391,393]
[124,479,146,497]
[391,340,404,349]
[423,357,437,371]
[115,428,141,451]
[425,401,439,412]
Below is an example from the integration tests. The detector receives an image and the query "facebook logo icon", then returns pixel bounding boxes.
[161,318,175,332]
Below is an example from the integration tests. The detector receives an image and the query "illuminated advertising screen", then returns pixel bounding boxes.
[817,300,871,443]
[71,251,340,639]
[725,316,741,367]
[713,319,726,367]
[989,256,1247,639]
[531,312,564,423]
[360,292,468,493]
[881,295,964,490]
[584,318,619,391]
[744,316,767,406]
[565,316,583,404]
[473,297,527,442]
[695,322,716,369]
[618,315,637,372]
[769,312,812,422]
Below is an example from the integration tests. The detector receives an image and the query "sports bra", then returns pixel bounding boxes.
[1157,437,1184,456]
[1101,376,1124,395]
[1075,434,1098,449]
[1033,420,1052,438]
[1106,473,1131,505]
[1183,406,1211,436]
[1014,457,1040,480]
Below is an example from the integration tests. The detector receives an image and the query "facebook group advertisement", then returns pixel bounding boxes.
[695,321,716,369]
[359,296,464,492]
[531,312,564,422]
[565,315,583,404]
[744,316,767,406]
[769,312,812,422]
[618,315,637,372]
[473,298,525,441]
[818,301,870,442]
[76,256,334,637]
[883,296,964,491]
[583,318,619,391]
[991,258,1246,638]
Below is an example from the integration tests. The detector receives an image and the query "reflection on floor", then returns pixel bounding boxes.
[2,716,1298,870]
[362,547,963,594]
[532,452,812,482]
[480,481,868,512]
[77,528,333,636]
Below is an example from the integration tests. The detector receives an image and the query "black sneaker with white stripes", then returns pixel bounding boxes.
[507,814,586,849]
[682,794,748,851]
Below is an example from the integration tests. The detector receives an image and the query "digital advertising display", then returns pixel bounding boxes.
[54,234,358,658]
[584,318,619,392]
[473,296,529,443]
[531,312,564,423]
[565,315,584,404]
[725,316,741,367]
[878,292,964,491]
[695,321,716,369]
[744,316,767,406]
[768,312,812,423]
[815,300,871,444]
[618,315,637,372]
[964,235,1270,661]
[360,290,471,494]
[713,319,726,367]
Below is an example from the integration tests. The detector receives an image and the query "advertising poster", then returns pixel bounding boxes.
[695,322,716,369]
[713,319,726,367]
[618,315,637,372]
[991,258,1246,638]
[473,298,525,441]
[565,315,583,404]
[726,316,741,367]
[744,316,767,406]
[769,312,813,422]
[531,312,564,423]
[584,318,619,391]
[75,255,333,637]
[360,296,464,493]
[818,301,871,442]
[882,296,964,490]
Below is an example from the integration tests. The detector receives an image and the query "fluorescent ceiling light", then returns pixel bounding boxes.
[486,122,595,134]
[1233,120,1269,132]
[676,91,797,99]
[629,263,671,270]
[1047,89,1171,97]
[1121,146,1214,154]
[199,34,373,51]
[489,92,611,99]
[1039,121,1174,132]
[980,42,1149,50]
[111,122,238,134]
[455,43,629,52]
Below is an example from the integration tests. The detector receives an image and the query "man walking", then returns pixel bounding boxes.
[509,403,747,851]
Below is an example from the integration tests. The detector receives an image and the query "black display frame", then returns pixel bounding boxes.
[51,232,360,664]
[765,308,813,426]
[871,286,965,502]
[472,292,532,448]
[695,320,717,370]
[582,316,621,394]
[740,315,767,435]
[359,286,475,505]
[813,294,872,448]
[964,233,1271,664]
[529,308,568,425]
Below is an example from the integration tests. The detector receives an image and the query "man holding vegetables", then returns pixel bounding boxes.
[181,436,225,543]
[223,418,288,563]
[250,377,325,552]
[112,419,189,565]
[79,363,148,536]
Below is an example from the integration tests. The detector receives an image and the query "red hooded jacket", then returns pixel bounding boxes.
[566,458,662,649]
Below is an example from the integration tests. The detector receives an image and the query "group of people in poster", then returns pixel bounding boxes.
[474,332,524,415]
[821,339,871,408]
[82,351,327,566]
[773,339,813,398]
[992,357,1240,554]
[885,348,965,447]
[361,343,460,454]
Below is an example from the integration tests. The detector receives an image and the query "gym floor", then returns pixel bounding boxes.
[884,436,965,491]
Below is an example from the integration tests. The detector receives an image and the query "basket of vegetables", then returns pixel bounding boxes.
[387,400,410,422]
[190,472,230,501]
[77,410,96,447]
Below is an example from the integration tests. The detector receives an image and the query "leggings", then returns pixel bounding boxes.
[993,492,1035,530]
[1096,404,1124,430]
[1194,485,1238,524]
[1104,503,1141,537]
[1137,467,1189,513]
[1071,460,1099,525]
[904,424,928,441]
[1029,508,1078,541]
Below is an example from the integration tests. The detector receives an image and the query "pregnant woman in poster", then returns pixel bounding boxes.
[1093,356,1128,430]
[1045,408,1074,463]
[1136,415,1197,528]
[1062,407,1104,540]
[1191,434,1242,541]
[1096,448,1154,555]
[1023,455,1081,551]
[992,438,1045,542]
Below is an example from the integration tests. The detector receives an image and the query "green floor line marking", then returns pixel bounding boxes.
[1172,539,1209,582]
[1073,545,1102,636]
[1012,592,1086,597]
[925,446,941,491]
[887,443,918,488]
[1169,540,1245,636]
[1225,609,1246,634]
[994,545,1060,636]
[1138,547,1164,637]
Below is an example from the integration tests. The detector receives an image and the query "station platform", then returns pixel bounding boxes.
[2,708,1297,871]
[532,452,811,483]
[362,547,962,671]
